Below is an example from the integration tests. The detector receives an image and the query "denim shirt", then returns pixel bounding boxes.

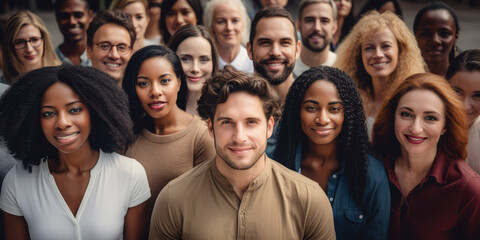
[295,144,391,240]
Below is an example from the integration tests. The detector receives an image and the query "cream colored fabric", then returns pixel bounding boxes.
[467,116,480,173]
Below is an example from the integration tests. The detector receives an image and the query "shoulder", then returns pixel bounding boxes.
[270,159,322,191]
[452,160,480,194]
[100,151,146,175]
[164,158,213,190]
[366,154,389,182]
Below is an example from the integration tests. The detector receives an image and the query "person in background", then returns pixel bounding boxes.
[111,0,149,52]
[168,24,218,115]
[334,11,426,138]
[122,45,215,221]
[54,0,93,66]
[331,0,354,51]
[293,0,337,79]
[357,0,403,20]
[204,0,253,73]
[2,10,60,85]
[446,49,480,173]
[0,65,150,240]
[86,10,135,84]
[144,0,162,45]
[149,66,336,239]
[413,1,459,77]
[160,0,202,45]
[373,73,480,239]
[274,66,390,240]
[0,17,7,83]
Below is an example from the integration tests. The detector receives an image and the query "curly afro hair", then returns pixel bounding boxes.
[0,65,135,171]
[273,65,369,210]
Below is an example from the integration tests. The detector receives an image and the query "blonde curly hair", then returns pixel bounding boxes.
[334,11,426,112]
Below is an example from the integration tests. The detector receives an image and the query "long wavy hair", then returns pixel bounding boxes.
[3,10,60,84]
[122,45,188,135]
[372,73,468,159]
[0,65,134,171]
[334,11,426,114]
[273,65,368,210]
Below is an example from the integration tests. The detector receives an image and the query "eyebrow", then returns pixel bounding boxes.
[303,100,342,105]
[399,106,440,115]
[40,101,82,109]
[137,73,172,79]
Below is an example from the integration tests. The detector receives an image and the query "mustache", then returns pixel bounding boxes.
[307,31,326,39]
[259,56,289,65]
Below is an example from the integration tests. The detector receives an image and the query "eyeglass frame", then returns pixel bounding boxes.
[13,37,43,50]
[93,41,132,55]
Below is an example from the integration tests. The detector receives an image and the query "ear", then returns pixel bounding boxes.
[208,119,214,138]
[266,116,274,138]
[295,39,301,60]
[86,45,92,59]
[296,19,301,32]
[332,20,338,35]
[87,10,94,22]
[247,42,253,60]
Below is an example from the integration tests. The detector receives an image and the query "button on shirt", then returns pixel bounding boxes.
[294,144,391,240]
[384,150,480,240]
[149,157,336,240]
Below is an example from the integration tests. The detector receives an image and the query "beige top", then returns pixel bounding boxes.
[125,116,215,212]
[467,116,480,173]
[149,156,336,240]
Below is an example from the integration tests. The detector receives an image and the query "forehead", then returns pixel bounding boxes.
[58,0,89,12]
[304,80,340,100]
[42,82,81,103]
[177,37,212,55]
[93,23,131,43]
[214,1,241,17]
[397,89,445,113]
[171,0,192,11]
[123,2,147,13]
[214,92,266,120]
[16,24,41,39]
[254,17,295,41]
[301,2,334,19]
[418,9,455,29]
[363,28,396,45]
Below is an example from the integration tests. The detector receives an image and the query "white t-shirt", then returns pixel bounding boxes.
[218,45,254,74]
[0,150,150,240]
[293,51,337,79]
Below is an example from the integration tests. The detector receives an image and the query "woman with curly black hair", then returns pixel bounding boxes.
[273,66,390,240]
[0,65,150,239]
[122,45,215,218]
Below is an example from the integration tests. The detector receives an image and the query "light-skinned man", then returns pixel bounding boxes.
[293,0,338,78]
[54,0,93,66]
[149,66,336,239]
[86,10,135,83]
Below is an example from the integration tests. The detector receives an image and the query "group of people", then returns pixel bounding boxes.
[0,0,479,239]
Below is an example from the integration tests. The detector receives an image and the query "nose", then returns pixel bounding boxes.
[464,97,473,111]
[191,59,200,74]
[431,33,441,44]
[314,20,321,31]
[315,109,331,125]
[410,118,423,134]
[68,14,78,25]
[108,46,120,59]
[233,124,248,143]
[25,41,35,52]
[270,43,281,57]
[55,111,72,130]
[373,47,385,58]
[150,81,162,98]
[176,13,185,25]
[226,20,233,31]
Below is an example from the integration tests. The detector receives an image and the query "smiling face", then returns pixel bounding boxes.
[176,36,213,93]
[395,89,446,156]
[450,71,480,126]
[209,92,274,171]
[87,23,133,82]
[40,82,91,155]
[415,9,456,65]
[212,2,244,49]
[135,56,181,120]
[334,0,351,19]
[301,80,343,147]
[247,17,300,86]
[123,2,149,41]
[361,28,399,81]
[56,0,93,43]
[14,24,44,72]
[259,0,288,8]
[165,0,197,36]
[298,2,337,53]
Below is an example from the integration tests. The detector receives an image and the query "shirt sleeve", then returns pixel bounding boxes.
[148,185,182,240]
[0,166,22,216]
[304,186,336,240]
[193,119,216,167]
[128,160,151,208]
[457,176,480,239]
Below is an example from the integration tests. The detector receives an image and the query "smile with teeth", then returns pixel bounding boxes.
[55,132,79,140]
[105,63,121,68]
[371,62,388,67]
[405,135,427,144]
[149,101,166,110]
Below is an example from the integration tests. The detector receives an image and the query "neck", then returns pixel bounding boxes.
[51,145,99,174]
[427,61,449,76]
[396,146,437,179]
[218,45,241,64]
[369,76,390,117]
[305,139,338,165]
[133,38,144,53]
[216,154,266,199]
[145,20,160,39]
[272,75,294,106]
[60,38,87,55]
[152,105,181,135]
[300,46,329,67]
[186,90,201,115]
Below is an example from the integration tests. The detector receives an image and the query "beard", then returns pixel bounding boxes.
[302,31,329,53]
[253,56,295,86]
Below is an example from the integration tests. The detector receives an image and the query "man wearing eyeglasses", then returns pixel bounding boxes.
[54,0,93,66]
[86,10,136,84]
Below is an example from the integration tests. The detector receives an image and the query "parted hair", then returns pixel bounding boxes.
[123,45,188,135]
[372,73,468,159]
[86,10,136,47]
[249,7,298,45]
[160,0,203,45]
[3,10,61,85]
[446,49,480,80]
[273,65,368,210]
[197,65,280,122]
[110,0,148,12]
[0,65,135,171]
[334,11,426,114]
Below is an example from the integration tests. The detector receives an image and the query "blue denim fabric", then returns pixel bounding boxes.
[295,144,391,240]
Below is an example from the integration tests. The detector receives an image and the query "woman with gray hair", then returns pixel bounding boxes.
[204,0,253,73]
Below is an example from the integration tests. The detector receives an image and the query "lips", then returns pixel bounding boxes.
[370,61,389,69]
[24,55,36,60]
[405,134,427,144]
[148,101,166,110]
[312,127,334,136]
[54,132,80,144]
[260,58,287,72]
[228,146,252,155]
[104,62,121,69]
[187,76,203,82]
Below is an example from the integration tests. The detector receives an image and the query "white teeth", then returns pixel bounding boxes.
[407,136,423,141]
[267,63,281,66]
[106,63,120,67]
[56,132,79,140]
[372,62,387,67]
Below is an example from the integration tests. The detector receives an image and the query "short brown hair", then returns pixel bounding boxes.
[197,65,280,122]
[372,73,468,159]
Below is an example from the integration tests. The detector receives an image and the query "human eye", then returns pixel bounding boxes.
[400,111,413,118]
[41,111,56,119]
[232,18,240,24]
[304,17,314,23]
[305,105,318,112]
[363,45,374,51]
[453,87,464,97]
[160,78,171,84]
[181,9,191,16]
[136,79,150,88]
[73,12,85,18]
[13,39,26,48]
[247,119,259,125]
[180,56,192,63]
[99,42,111,51]
[221,120,232,125]
[258,40,271,46]
[216,19,226,24]
[200,56,211,63]
[69,107,83,114]
[280,40,292,46]
[382,44,392,49]
[117,44,130,53]
[166,10,176,17]
[472,92,480,100]
[329,104,343,113]
[439,31,452,38]
[424,115,438,121]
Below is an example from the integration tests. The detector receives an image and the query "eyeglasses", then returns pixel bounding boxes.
[13,37,43,50]
[94,42,131,55]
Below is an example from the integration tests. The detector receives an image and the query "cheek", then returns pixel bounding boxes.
[201,63,213,75]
